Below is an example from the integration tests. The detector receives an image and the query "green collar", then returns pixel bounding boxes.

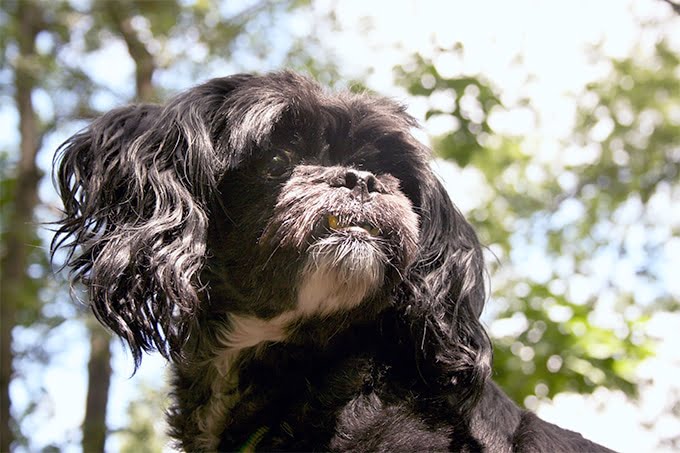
[238,426,269,453]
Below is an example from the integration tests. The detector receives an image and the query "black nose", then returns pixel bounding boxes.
[340,169,379,195]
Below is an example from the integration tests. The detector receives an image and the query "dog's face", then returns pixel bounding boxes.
[53,72,488,383]
[204,91,423,326]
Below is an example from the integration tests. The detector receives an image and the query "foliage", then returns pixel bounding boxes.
[1,0,340,451]
[3,0,677,450]
[396,38,678,405]
[0,153,44,324]
[573,41,679,207]
[116,383,170,453]
[395,50,502,167]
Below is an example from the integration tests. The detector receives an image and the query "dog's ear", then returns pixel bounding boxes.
[51,75,252,365]
[402,171,492,413]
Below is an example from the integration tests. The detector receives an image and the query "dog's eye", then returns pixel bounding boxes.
[264,149,296,178]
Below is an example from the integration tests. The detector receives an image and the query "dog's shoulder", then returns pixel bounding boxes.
[470,381,616,453]
[511,411,616,453]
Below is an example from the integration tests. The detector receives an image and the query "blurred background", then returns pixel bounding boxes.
[1,0,679,451]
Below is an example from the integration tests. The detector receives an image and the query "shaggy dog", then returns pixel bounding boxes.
[53,71,613,452]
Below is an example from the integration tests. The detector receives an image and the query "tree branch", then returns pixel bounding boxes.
[1,1,46,450]
[105,2,156,101]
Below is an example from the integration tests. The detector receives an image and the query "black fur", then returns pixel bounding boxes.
[52,71,614,452]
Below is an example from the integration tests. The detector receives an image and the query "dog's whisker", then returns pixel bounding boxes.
[260,240,283,272]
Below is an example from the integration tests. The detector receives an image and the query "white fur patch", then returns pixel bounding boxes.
[211,312,298,376]
[298,234,385,315]
[222,313,292,349]
[297,249,384,315]
[194,370,239,450]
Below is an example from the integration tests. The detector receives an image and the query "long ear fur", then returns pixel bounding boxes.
[402,171,492,413]
[51,75,252,365]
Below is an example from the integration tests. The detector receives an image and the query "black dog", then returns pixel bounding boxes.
[53,71,613,452]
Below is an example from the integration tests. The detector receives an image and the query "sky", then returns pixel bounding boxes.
[4,0,680,451]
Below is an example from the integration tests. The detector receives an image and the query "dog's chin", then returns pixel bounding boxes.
[297,230,387,316]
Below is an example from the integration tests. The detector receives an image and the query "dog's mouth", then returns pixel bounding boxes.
[325,214,380,237]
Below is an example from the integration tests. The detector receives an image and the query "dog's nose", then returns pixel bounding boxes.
[341,169,379,195]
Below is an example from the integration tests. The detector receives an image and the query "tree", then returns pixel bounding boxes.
[1,1,51,450]
[394,30,677,414]
[1,0,340,450]
[116,384,170,453]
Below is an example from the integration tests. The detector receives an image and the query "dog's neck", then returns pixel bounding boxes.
[209,262,386,374]
[170,311,392,451]
[172,281,392,452]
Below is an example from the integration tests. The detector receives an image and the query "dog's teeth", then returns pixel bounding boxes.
[327,215,379,235]
[361,224,380,236]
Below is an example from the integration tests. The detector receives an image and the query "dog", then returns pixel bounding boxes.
[52,71,614,452]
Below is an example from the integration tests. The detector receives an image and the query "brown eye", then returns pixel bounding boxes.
[265,149,296,178]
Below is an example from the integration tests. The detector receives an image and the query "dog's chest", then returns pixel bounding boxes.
[216,353,456,452]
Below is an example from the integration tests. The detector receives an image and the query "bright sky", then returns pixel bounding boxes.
[6,0,679,452]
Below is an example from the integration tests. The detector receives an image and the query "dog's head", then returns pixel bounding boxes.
[53,71,490,407]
